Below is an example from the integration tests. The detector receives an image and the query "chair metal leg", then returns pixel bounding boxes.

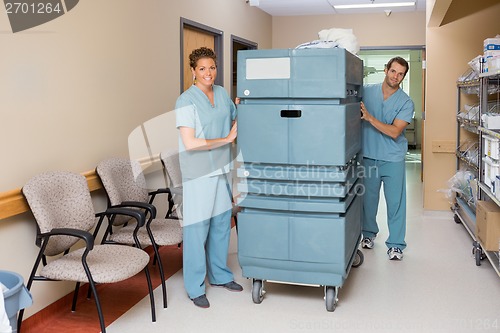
[17,308,25,332]
[87,278,107,333]
[150,242,167,309]
[143,266,157,322]
[80,253,107,333]
[152,252,158,267]
[86,282,92,300]
[144,221,167,309]
[18,249,42,332]
[71,282,81,311]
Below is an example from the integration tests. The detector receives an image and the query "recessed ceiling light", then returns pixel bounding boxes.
[334,2,415,9]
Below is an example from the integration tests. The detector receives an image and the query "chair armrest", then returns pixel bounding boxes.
[96,208,146,227]
[41,228,95,250]
[150,186,183,196]
[148,187,172,206]
[114,201,157,219]
[149,186,183,218]
[149,188,171,196]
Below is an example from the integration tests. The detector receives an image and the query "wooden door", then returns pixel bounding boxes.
[421,48,426,181]
[182,27,215,92]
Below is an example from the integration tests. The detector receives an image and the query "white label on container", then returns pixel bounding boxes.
[246,57,290,80]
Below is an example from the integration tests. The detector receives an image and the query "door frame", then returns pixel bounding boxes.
[180,18,223,93]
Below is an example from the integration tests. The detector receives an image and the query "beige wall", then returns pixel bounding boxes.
[272,11,426,49]
[424,2,500,210]
[0,0,271,318]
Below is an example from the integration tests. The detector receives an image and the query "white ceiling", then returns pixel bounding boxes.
[248,0,426,16]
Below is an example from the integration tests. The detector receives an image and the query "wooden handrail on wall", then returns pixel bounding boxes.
[0,170,103,220]
[0,189,30,220]
[0,155,164,221]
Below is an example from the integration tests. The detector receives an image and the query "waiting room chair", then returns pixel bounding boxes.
[20,171,156,333]
[159,148,183,219]
[96,157,183,309]
[160,148,239,229]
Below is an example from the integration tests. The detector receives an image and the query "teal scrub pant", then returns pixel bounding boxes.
[182,175,234,299]
[362,157,407,250]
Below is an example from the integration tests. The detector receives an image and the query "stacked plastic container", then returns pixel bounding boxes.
[483,134,500,197]
[235,48,364,311]
[483,36,500,74]
[482,36,500,198]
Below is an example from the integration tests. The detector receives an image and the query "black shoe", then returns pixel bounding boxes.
[211,281,243,292]
[191,294,210,308]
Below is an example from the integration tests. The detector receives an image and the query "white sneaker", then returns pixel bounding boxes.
[387,247,403,260]
[361,237,374,249]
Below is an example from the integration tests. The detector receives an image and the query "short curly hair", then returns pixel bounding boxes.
[189,47,217,69]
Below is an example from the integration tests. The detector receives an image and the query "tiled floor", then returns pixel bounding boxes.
[21,155,500,333]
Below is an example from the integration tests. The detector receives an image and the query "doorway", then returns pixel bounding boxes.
[358,48,426,180]
[180,18,223,93]
[230,35,257,101]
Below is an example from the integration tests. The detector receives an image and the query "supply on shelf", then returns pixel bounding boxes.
[483,134,500,160]
[481,103,500,129]
[442,170,477,208]
[483,35,500,74]
[468,55,483,74]
[487,84,500,95]
[487,55,500,74]
[457,68,479,94]
[482,156,500,193]
[457,104,480,125]
[457,140,479,168]
[496,176,500,201]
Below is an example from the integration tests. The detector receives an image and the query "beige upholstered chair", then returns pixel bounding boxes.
[160,148,239,228]
[20,171,156,333]
[96,157,183,309]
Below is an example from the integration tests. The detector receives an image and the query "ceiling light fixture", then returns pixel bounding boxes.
[334,2,415,9]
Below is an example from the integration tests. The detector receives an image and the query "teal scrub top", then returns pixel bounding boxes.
[362,83,414,162]
[175,85,237,180]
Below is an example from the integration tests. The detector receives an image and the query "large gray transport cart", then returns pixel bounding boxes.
[236,48,364,311]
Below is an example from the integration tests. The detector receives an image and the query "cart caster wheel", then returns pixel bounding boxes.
[325,286,338,312]
[453,214,461,224]
[252,279,264,304]
[472,242,486,266]
[352,249,364,268]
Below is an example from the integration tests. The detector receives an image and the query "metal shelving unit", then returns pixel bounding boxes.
[453,69,483,268]
[454,195,476,240]
[475,71,500,276]
[454,67,500,276]
[454,69,480,197]
[456,70,480,171]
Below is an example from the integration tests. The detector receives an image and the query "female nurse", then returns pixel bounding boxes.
[175,47,242,308]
